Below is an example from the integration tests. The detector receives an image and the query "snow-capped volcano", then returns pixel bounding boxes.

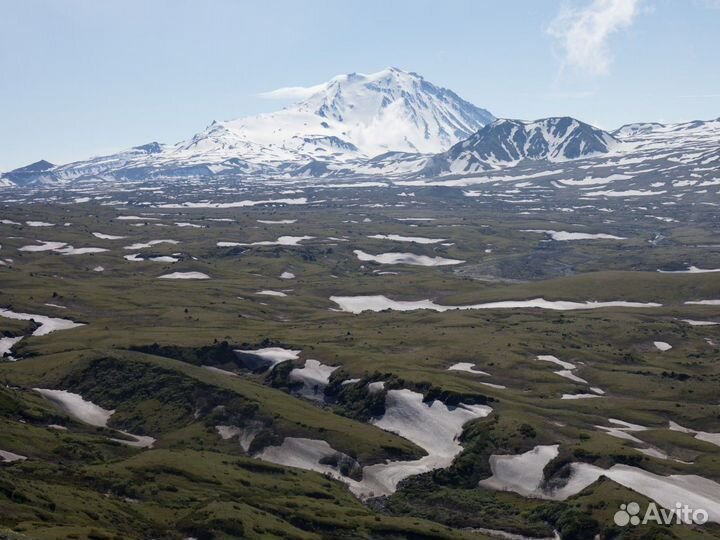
[175,67,494,164]
[292,67,494,154]
[6,68,493,184]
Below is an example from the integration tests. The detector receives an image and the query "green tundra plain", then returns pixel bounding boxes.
[1,186,719,540]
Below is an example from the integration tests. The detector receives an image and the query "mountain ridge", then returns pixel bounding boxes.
[1,70,718,191]
[417,116,620,176]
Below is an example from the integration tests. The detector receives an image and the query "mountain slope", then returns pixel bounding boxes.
[4,68,494,184]
[419,117,619,176]
[3,160,55,185]
[613,117,720,169]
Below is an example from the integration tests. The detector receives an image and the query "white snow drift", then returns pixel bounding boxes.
[330,295,662,314]
[448,362,490,376]
[157,272,210,280]
[256,290,288,297]
[124,239,179,250]
[480,444,720,523]
[480,445,560,497]
[289,359,338,400]
[254,387,492,499]
[218,235,313,247]
[0,450,27,462]
[0,308,83,336]
[234,347,300,369]
[658,266,720,274]
[367,234,446,244]
[33,389,155,448]
[356,389,492,497]
[18,240,107,255]
[92,232,126,240]
[33,389,114,427]
[669,421,720,448]
[353,250,464,266]
[523,230,626,241]
[0,336,23,359]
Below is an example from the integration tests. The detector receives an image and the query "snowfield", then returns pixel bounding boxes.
[0,336,23,358]
[357,389,492,497]
[289,359,338,400]
[215,424,260,451]
[480,444,720,523]
[522,229,626,241]
[92,232,126,240]
[258,438,353,479]
[480,445,560,497]
[18,241,69,252]
[124,239,179,250]
[353,250,464,266]
[367,234,446,244]
[33,389,155,448]
[234,347,301,369]
[218,235,313,247]
[18,240,108,255]
[156,198,309,209]
[252,387,492,499]
[34,389,114,427]
[157,272,210,280]
[658,266,720,274]
[536,355,576,370]
[330,295,662,314]
[669,421,720,448]
[256,290,288,297]
[553,464,720,523]
[681,319,719,326]
[0,308,84,336]
[447,362,490,376]
[0,450,27,463]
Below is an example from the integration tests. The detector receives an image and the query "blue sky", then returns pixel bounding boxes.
[1,0,718,170]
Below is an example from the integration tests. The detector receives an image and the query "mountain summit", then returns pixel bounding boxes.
[177,67,494,164]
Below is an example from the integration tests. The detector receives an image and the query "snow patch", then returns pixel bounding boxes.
[523,229,625,241]
[34,389,114,427]
[157,272,210,280]
[330,295,661,314]
[353,250,464,266]
[448,362,490,376]
[0,308,83,336]
[289,359,338,401]
[218,235,313,247]
[367,234,446,244]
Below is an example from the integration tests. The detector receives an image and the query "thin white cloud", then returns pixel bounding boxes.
[548,0,641,76]
[258,82,328,100]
